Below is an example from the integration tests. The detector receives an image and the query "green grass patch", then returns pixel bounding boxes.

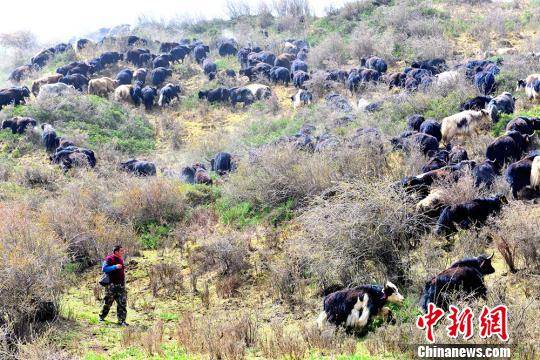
[138,223,172,250]
[307,17,356,46]
[215,197,294,229]
[216,199,265,228]
[4,95,156,154]
[214,56,239,72]
[84,345,191,360]
[159,312,179,321]
[241,115,304,147]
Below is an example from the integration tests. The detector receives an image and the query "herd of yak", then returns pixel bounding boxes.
[1,31,540,335]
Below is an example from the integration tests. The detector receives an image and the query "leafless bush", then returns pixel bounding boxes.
[487,202,539,273]
[269,257,308,307]
[157,112,184,150]
[122,321,165,356]
[273,0,310,18]
[0,202,66,349]
[14,164,60,191]
[338,0,374,21]
[257,321,357,359]
[258,321,307,359]
[41,175,138,269]
[225,0,252,19]
[304,71,338,99]
[404,34,453,62]
[148,263,185,297]
[256,1,275,28]
[175,312,259,359]
[15,332,71,360]
[116,177,187,227]
[224,143,388,209]
[288,180,424,290]
[216,274,243,298]
[0,31,39,73]
[196,232,251,277]
[308,33,349,69]
[350,25,397,64]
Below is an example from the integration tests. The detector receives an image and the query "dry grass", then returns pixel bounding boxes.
[308,33,350,69]
[289,179,425,290]
[116,177,188,228]
[148,263,185,297]
[121,321,165,356]
[0,202,66,349]
[224,142,388,209]
[174,312,259,359]
[488,202,540,273]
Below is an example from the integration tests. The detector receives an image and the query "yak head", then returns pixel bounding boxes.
[516,79,527,91]
[477,253,495,275]
[2,119,15,131]
[383,281,404,304]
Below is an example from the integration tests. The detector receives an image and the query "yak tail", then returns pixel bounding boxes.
[420,280,435,312]
[158,93,163,107]
[487,103,498,123]
[531,156,540,189]
[316,311,328,330]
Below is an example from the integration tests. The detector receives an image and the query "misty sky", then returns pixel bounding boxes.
[0,0,349,43]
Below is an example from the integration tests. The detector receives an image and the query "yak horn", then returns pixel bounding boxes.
[487,252,494,260]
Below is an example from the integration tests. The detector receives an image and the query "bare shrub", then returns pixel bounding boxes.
[272,0,311,18]
[269,257,308,307]
[216,274,243,298]
[196,232,251,277]
[308,33,349,69]
[350,25,397,64]
[122,321,165,356]
[258,321,307,359]
[148,263,185,297]
[225,0,252,19]
[258,321,355,359]
[0,202,66,348]
[116,177,187,227]
[224,143,388,209]
[256,1,275,28]
[175,312,259,359]
[157,112,184,150]
[14,164,60,191]
[338,0,374,21]
[488,202,540,273]
[288,180,425,289]
[15,332,71,360]
[404,34,453,62]
[41,175,138,269]
[304,71,338,100]
[0,31,39,74]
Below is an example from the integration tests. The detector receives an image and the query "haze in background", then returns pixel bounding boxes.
[0,0,349,43]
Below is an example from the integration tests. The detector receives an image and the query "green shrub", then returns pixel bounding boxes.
[216,198,265,228]
[240,115,304,147]
[139,223,172,250]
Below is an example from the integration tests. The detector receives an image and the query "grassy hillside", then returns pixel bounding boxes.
[1,0,540,359]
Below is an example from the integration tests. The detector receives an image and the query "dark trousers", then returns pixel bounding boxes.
[99,283,127,322]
